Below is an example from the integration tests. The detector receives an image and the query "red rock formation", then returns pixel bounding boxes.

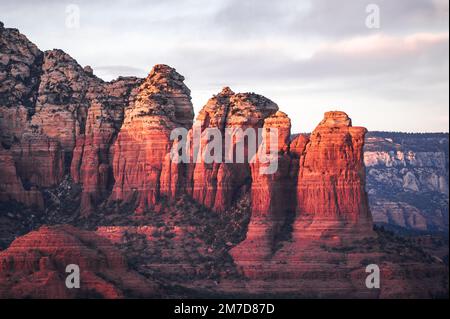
[0,146,43,208]
[0,225,159,298]
[187,87,279,212]
[289,134,309,157]
[230,111,294,261]
[1,22,447,299]
[109,65,194,213]
[294,111,373,242]
[30,49,104,153]
[70,101,118,215]
[12,133,64,188]
[0,22,43,147]
[1,23,142,210]
[0,23,48,207]
[70,78,141,216]
[160,137,187,200]
[231,111,374,275]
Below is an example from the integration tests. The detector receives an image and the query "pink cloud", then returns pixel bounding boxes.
[317,32,449,58]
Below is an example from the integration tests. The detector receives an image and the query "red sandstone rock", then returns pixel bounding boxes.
[231,111,374,276]
[71,101,120,216]
[1,24,143,210]
[230,111,294,261]
[0,146,43,208]
[31,49,104,152]
[71,78,141,216]
[289,134,309,158]
[109,65,194,213]
[188,87,279,212]
[294,111,374,242]
[160,137,187,200]
[12,132,64,188]
[0,23,42,138]
[0,225,159,298]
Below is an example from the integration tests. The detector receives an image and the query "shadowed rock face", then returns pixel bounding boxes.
[0,225,159,298]
[229,111,295,261]
[0,23,373,243]
[0,23,42,124]
[70,78,142,216]
[0,145,44,208]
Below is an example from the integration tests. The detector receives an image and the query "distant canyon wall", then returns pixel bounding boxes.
[364,132,449,233]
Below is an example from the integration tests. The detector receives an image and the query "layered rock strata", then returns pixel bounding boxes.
[229,111,295,261]
[0,23,141,211]
[109,65,194,213]
[186,87,279,212]
[293,111,373,242]
[231,111,374,269]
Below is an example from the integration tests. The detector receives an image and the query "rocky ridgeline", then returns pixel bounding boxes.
[0,22,448,298]
[0,23,142,212]
[0,22,373,240]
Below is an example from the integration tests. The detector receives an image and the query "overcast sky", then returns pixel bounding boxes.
[1,0,448,132]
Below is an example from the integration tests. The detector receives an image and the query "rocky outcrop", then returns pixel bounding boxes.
[225,119,447,299]
[0,23,374,231]
[12,133,64,188]
[231,111,373,270]
[30,49,103,152]
[0,23,46,207]
[294,111,373,242]
[0,145,43,208]
[187,87,279,212]
[0,23,142,212]
[364,132,449,233]
[70,78,142,216]
[0,225,159,298]
[109,65,194,213]
[230,111,295,261]
[0,22,43,146]
[10,50,110,204]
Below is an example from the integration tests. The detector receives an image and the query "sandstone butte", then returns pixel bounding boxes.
[1,22,382,294]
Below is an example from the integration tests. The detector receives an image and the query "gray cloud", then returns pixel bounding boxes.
[213,0,449,38]
[160,32,448,85]
[294,0,448,37]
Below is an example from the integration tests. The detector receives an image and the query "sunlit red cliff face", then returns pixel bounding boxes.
[0,22,448,299]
